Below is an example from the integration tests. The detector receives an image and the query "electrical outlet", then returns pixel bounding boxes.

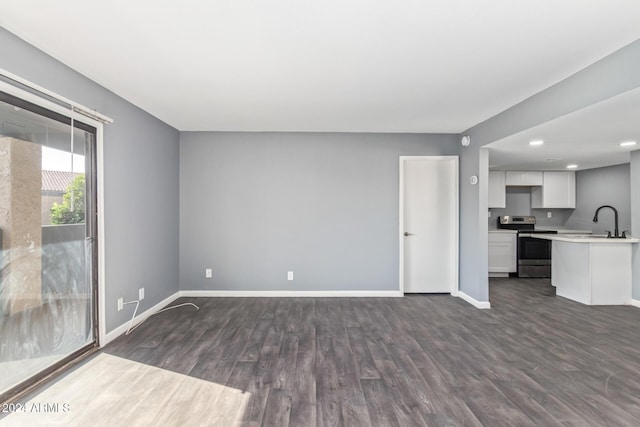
[139,288,145,300]
[205,268,213,279]
[547,211,552,218]
[287,271,294,281]
[117,298,123,311]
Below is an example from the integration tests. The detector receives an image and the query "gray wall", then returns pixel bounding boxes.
[631,150,640,299]
[180,132,458,292]
[461,39,640,303]
[0,27,180,333]
[565,164,631,234]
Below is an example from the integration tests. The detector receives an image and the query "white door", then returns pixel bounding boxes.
[400,156,458,293]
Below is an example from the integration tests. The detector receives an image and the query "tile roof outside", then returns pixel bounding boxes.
[42,170,82,193]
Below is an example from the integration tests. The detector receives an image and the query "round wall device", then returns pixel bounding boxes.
[469,175,478,185]
[461,135,471,147]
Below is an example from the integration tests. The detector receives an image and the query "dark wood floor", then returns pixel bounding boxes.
[96,279,640,426]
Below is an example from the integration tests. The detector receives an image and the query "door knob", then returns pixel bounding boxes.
[404,232,414,236]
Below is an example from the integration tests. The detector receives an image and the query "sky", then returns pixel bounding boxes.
[42,146,85,173]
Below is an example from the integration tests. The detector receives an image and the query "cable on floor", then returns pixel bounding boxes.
[123,301,200,335]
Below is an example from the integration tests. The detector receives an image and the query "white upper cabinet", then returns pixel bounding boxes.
[505,171,543,186]
[488,171,506,208]
[531,171,576,208]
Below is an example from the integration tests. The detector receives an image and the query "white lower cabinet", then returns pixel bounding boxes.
[488,232,517,275]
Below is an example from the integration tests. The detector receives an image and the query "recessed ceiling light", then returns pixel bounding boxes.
[566,164,578,169]
[620,141,637,147]
[529,140,544,146]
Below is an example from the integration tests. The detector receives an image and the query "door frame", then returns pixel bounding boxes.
[399,155,459,295]
[0,80,106,340]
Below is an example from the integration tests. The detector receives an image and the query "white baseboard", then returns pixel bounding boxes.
[457,291,491,309]
[179,290,403,298]
[630,299,640,308]
[102,291,181,347]
[489,272,509,278]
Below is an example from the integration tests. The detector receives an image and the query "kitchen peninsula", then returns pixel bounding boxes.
[532,234,639,305]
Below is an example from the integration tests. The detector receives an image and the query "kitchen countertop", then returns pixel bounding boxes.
[488,227,591,234]
[531,234,640,243]
[535,226,592,234]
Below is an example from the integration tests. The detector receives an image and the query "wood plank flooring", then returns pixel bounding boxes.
[3,278,640,426]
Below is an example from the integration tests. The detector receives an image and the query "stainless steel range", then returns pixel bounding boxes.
[497,216,557,278]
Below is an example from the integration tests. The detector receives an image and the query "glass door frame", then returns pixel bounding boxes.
[0,79,105,403]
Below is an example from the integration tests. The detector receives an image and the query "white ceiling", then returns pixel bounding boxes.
[1,1,640,133]
[486,86,640,171]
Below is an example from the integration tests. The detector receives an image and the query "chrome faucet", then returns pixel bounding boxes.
[592,205,623,238]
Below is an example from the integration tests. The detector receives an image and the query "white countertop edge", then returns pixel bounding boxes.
[535,227,593,234]
[489,227,593,234]
[530,234,640,243]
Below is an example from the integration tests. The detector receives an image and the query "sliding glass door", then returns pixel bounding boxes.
[0,90,98,399]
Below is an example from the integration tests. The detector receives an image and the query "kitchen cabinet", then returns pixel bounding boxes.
[531,171,576,208]
[488,231,517,276]
[505,171,543,186]
[488,171,506,208]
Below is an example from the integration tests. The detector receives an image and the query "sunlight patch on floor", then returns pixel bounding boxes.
[0,353,250,426]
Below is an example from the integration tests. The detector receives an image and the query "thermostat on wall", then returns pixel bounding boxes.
[469,175,478,185]
[461,135,471,147]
